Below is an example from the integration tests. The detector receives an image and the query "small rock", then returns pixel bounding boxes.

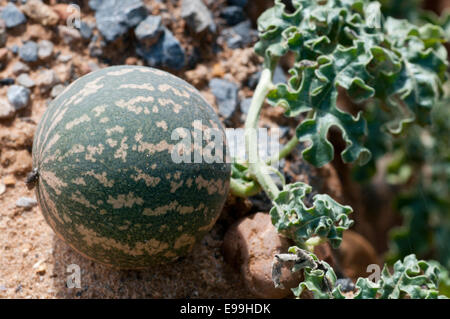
[220,6,246,26]
[11,61,30,75]
[50,84,65,98]
[17,73,35,88]
[0,78,14,86]
[134,15,163,47]
[1,3,27,28]
[0,183,5,195]
[95,0,148,42]
[228,0,248,7]
[58,25,81,45]
[79,21,93,40]
[181,0,216,33]
[0,98,15,119]
[223,213,302,298]
[36,263,46,276]
[19,41,38,62]
[7,85,30,110]
[37,39,53,60]
[2,175,16,186]
[57,54,72,63]
[136,27,185,70]
[209,78,239,119]
[22,0,59,26]
[240,97,252,114]
[36,69,59,93]
[0,19,7,47]
[335,278,355,293]
[222,20,258,49]
[16,196,37,208]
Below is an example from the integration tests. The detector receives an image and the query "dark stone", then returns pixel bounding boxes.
[19,41,38,62]
[221,20,257,49]
[0,78,14,86]
[95,0,148,42]
[181,0,215,33]
[209,78,239,119]
[134,15,162,45]
[220,6,246,26]
[247,70,261,89]
[228,0,248,7]
[1,3,26,28]
[136,27,185,70]
[335,278,356,293]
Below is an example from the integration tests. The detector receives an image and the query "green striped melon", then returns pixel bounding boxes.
[32,65,230,269]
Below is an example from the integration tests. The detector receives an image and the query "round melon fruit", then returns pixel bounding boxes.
[31,65,231,269]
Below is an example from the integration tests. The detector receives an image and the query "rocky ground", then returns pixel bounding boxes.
[0,0,446,299]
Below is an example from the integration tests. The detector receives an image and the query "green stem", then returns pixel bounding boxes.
[245,68,280,200]
[267,135,299,166]
[229,178,261,198]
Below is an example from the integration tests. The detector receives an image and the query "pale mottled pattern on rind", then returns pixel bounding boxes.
[32,65,231,268]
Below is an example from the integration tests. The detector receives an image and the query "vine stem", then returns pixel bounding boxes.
[245,68,280,200]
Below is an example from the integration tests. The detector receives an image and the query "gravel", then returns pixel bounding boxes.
[19,41,38,62]
[16,73,35,88]
[220,6,246,26]
[181,0,216,33]
[136,27,185,70]
[11,61,30,75]
[79,21,93,40]
[134,15,163,45]
[37,40,54,60]
[36,69,59,93]
[50,84,65,98]
[15,197,38,208]
[209,78,239,119]
[1,3,27,28]
[94,0,148,42]
[222,20,258,49]
[7,85,31,110]
[0,98,15,119]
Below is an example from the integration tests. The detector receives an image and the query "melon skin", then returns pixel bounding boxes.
[32,65,230,269]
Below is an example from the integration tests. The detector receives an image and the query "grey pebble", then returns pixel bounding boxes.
[19,41,38,62]
[181,0,216,33]
[7,85,30,110]
[11,61,30,75]
[37,40,54,60]
[16,197,38,208]
[16,73,35,88]
[0,98,15,119]
[95,0,148,42]
[1,3,27,28]
[209,78,239,119]
[50,84,65,98]
[136,27,185,70]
